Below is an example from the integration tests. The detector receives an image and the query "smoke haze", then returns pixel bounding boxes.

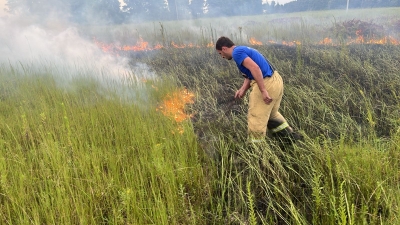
[0,7,153,86]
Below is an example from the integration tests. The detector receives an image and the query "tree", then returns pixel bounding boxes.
[206,0,225,17]
[6,0,127,24]
[207,0,263,17]
[239,0,263,16]
[6,0,68,17]
[121,0,147,20]
[188,0,204,19]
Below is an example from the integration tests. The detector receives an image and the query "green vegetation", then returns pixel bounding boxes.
[1,7,400,225]
[0,67,207,224]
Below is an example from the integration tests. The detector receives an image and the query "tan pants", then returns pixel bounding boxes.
[248,71,287,139]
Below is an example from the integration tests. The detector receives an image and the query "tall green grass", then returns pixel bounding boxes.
[0,63,209,224]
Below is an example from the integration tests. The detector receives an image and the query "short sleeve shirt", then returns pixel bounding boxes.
[232,46,274,80]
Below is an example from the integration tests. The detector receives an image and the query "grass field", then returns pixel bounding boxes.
[1,7,400,225]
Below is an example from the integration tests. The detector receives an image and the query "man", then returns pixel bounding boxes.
[216,36,298,144]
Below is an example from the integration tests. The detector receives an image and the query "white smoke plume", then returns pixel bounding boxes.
[0,14,155,85]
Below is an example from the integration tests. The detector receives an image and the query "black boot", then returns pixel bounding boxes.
[267,120,303,148]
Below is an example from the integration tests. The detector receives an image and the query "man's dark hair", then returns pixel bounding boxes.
[215,36,235,50]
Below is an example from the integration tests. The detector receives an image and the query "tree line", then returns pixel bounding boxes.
[268,0,400,14]
[5,0,400,24]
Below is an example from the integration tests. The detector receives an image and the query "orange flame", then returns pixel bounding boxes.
[363,36,399,45]
[94,37,214,53]
[249,37,262,45]
[282,40,301,46]
[121,38,150,51]
[356,30,365,43]
[319,37,333,45]
[249,37,301,46]
[93,38,116,52]
[318,30,399,46]
[94,33,399,54]
[388,36,399,45]
[93,37,165,54]
[157,88,195,123]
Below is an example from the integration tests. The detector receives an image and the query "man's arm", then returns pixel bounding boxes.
[242,57,273,104]
[235,78,251,99]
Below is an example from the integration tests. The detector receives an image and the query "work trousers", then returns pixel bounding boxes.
[248,71,287,139]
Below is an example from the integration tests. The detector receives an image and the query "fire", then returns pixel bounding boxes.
[322,34,400,46]
[319,30,399,46]
[170,42,202,49]
[249,37,262,45]
[249,35,399,47]
[94,37,213,53]
[93,38,116,52]
[157,88,195,123]
[249,37,301,46]
[358,36,399,45]
[319,37,333,45]
[93,37,165,54]
[388,36,399,45]
[94,32,399,55]
[120,38,162,51]
[171,41,186,49]
[283,40,301,46]
[356,29,365,43]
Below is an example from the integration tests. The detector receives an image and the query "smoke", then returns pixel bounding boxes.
[0,13,156,88]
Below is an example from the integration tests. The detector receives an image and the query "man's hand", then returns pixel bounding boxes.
[235,78,251,99]
[235,89,246,99]
[261,90,273,104]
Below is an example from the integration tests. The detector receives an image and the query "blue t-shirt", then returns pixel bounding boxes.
[232,46,274,80]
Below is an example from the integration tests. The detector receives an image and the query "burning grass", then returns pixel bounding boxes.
[331,19,385,39]
[157,88,195,123]
[156,88,195,134]
[92,16,400,57]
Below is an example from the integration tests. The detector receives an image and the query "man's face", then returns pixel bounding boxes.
[217,47,232,60]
